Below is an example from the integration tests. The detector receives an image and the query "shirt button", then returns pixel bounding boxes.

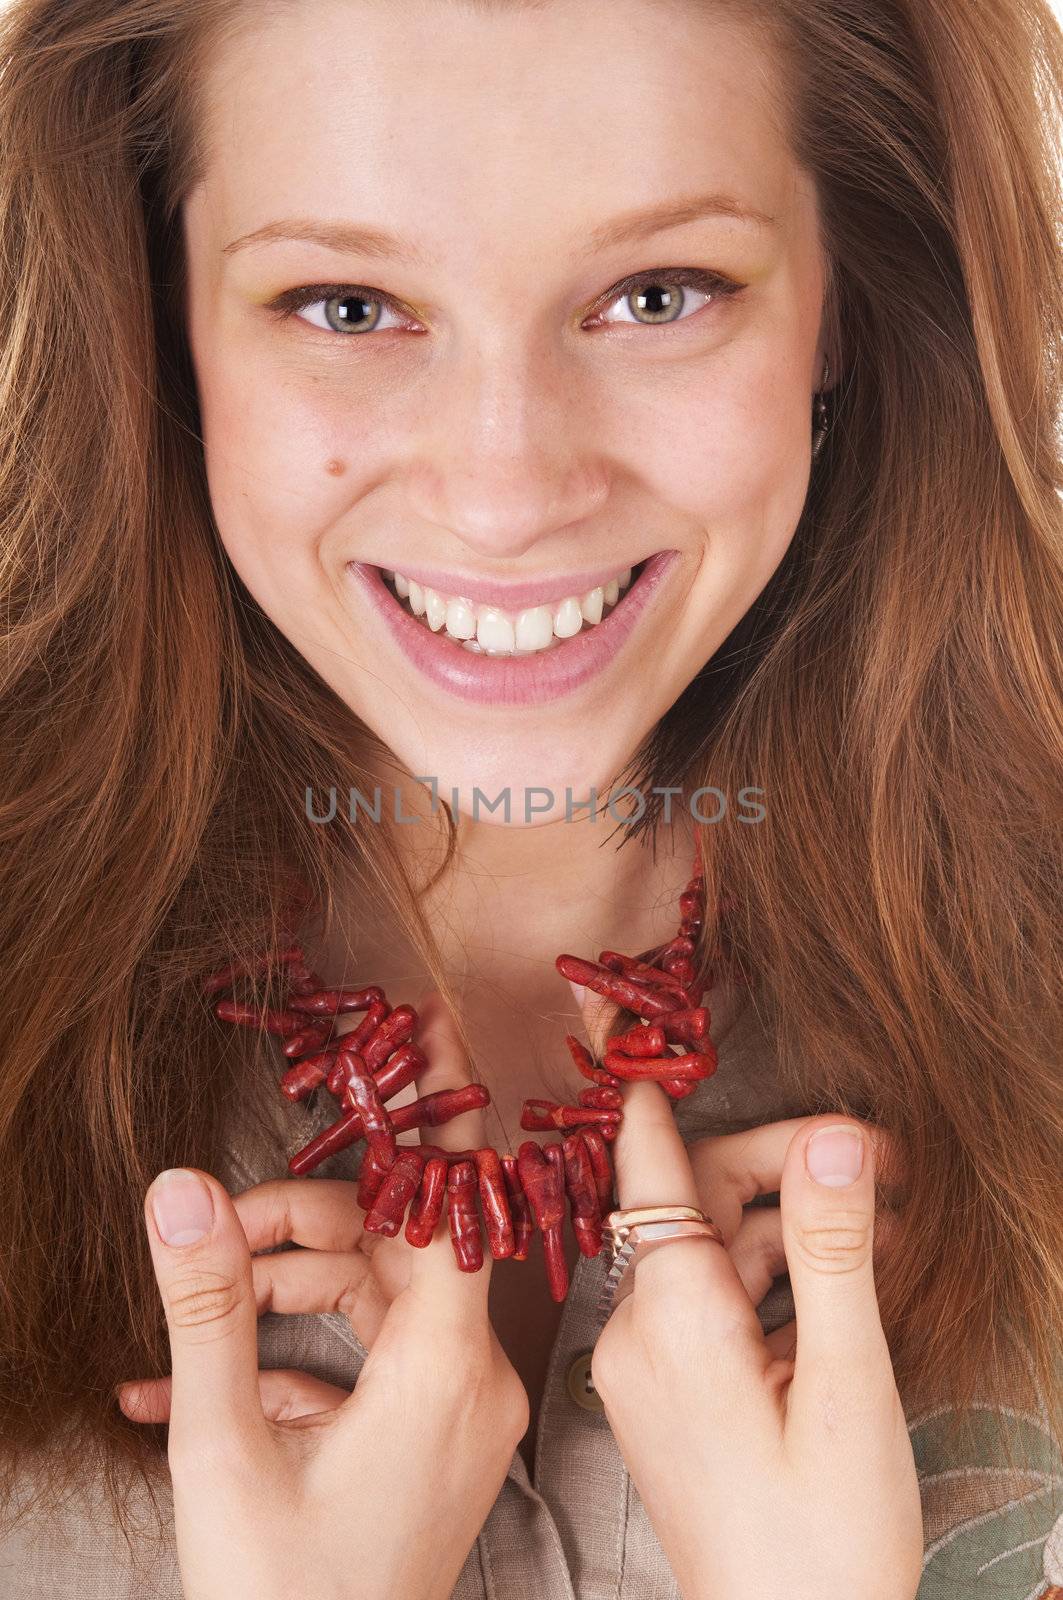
[566,1349,605,1412]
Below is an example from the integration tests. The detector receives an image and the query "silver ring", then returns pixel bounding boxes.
[597,1206,726,1320]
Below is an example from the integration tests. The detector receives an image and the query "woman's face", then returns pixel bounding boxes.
[182,0,827,824]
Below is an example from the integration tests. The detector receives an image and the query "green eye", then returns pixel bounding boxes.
[593,268,740,329]
[299,291,405,335]
[268,266,741,337]
[608,280,703,325]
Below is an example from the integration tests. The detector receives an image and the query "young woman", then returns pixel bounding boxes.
[0,0,1060,1595]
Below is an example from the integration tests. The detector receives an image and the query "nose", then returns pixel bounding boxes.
[402,339,610,558]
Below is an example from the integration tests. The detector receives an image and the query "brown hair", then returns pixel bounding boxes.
[0,0,1060,1537]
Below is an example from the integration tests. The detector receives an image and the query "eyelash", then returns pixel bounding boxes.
[265,266,743,338]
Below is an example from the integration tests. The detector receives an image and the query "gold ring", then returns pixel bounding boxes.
[597,1205,726,1319]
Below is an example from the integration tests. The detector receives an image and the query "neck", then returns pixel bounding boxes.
[325,767,703,1007]
[295,771,737,1158]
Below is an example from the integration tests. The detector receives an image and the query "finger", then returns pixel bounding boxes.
[780,1119,898,1448]
[728,1203,902,1311]
[764,1318,797,1362]
[117,1368,349,1426]
[412,989,489,1153]
[689,1118,908,1236]
[143,1168,268,1454]
[728,1205,788,1307]
[568,978,625,1062]
[251,1248,390,1346]
[611,1080,763,1347]
[233,1178,365,1255]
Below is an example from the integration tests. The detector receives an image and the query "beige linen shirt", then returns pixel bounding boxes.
[2,994,1060,1599]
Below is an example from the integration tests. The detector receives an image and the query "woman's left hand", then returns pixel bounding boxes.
[591,1082,924,1600]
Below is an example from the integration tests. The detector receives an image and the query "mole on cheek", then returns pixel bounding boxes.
[324,458,347,477]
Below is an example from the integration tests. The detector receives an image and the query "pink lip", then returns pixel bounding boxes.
[369,561,639,611]
[348,550,679,707]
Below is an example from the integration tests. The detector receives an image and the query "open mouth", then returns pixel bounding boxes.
[347,549,678,706]
[376,559,651,657]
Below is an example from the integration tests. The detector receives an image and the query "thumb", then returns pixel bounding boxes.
[412,988,489,1153]
[567,978,623,1063]
[143,1168,267,1454]
[405,990,492,1311]
[781,1120,895,1433]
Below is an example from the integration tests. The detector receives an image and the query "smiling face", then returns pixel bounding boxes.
[182,0,828,824]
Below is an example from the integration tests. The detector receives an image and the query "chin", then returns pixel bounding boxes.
[376,731,645,830]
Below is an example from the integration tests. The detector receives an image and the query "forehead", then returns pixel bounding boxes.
[189,0,808,260]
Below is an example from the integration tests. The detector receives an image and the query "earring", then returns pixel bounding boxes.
[812,354,831,460]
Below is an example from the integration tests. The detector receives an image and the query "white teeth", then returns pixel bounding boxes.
[385,564,640,656]
[514,605,554,651]
[444,596,477,639]
[580,586,604,625]
[476,607,516,652]
[552,596,584,638]
[424,587,447,631]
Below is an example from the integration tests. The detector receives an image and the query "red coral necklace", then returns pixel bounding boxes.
[202,853,715,1304]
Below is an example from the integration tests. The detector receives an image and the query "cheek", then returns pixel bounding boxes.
[192,348,383,600]
[628,344,810,521]
[598,340,813,677]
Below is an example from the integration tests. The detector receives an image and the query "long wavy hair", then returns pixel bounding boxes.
[0,0,1060,1536]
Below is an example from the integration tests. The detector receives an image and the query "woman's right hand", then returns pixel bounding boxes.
[118,993,528,1600]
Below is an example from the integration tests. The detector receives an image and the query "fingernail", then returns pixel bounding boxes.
[150,1169,214,1246]
[568,980,587,1009]
[806,1126,864,1187]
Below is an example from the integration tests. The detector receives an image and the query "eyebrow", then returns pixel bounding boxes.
[221,191,778,264]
